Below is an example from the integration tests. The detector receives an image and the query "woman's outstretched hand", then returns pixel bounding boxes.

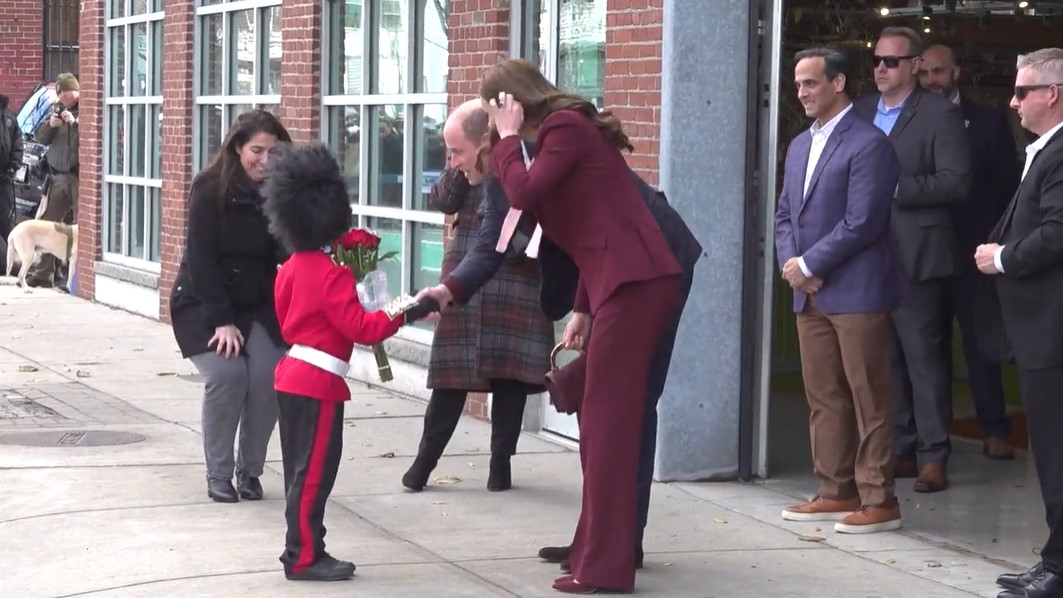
[486,92,524,139]
[562,313,591,350]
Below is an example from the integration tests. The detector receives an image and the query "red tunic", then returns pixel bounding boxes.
[273,250,403,402]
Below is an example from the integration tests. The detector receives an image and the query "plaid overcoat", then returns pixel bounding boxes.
[426,169,553,392]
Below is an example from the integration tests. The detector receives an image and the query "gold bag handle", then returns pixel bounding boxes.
[549,342,584,371]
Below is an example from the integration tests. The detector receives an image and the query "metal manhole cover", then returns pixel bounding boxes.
[0,430,147,447]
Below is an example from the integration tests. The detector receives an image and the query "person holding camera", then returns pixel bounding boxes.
[27,73,80,289]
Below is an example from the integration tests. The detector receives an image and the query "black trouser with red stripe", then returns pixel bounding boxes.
[277,391,345,573]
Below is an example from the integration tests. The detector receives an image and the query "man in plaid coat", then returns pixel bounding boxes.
[402,100,554,493]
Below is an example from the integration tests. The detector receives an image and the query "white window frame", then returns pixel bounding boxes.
[192,0,283,170]
[321,0,448,345]
[102,0,165,272]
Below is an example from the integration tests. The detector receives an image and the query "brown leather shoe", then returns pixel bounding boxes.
[983,436,1016,460]
[781,496,861,522]
[913,463,948,493]
[894,457,918,478]
[834,500,902,534]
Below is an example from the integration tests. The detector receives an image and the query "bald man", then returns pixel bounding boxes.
[919,44,1020,461]
[401,99,555,494]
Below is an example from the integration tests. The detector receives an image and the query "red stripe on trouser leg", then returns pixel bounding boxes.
[294,401,336,571]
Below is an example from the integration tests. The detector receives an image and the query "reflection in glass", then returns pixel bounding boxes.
[230,9,254,94]
[200,105,224,164]
[132,0,148,14]
[410,221,444,330]
[149,187,161,262]
[227,104,254,131]
[151,104,162,178]
[151,19,162,96]
[130,105,146,177]
[109,105,125,175]
[107,184,125,254]
[366,217,403,300]
[109,27,126,97]
[418,0,448,93]
[131,22,147,96]
[200,14,223,95]
[413,104,447,211]
[327,106,362,204]
[375,0,408,94]
[110,0,126,19]
[129,186,146,260]
[328,0,363,95]
[370,105,405,208]
[556,0,606,107]
[526,0,545,72]
[263,6,282,95]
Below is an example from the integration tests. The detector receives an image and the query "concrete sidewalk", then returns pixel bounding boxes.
[0,284,1011,597]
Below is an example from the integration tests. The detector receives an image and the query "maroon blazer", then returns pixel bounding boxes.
[489,109,682,314]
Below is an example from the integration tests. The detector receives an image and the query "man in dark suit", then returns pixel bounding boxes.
[776,48,902,533]
[920,44,1020,460]
[853,27,971,493]
[977,47,1063,598]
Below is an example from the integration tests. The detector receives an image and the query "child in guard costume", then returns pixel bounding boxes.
[260,144,436,582]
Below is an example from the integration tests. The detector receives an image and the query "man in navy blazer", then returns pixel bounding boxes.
[775,48,903,534]
[919,44,1020,460]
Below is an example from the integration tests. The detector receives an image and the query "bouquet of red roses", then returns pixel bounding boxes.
[332,228,400,382]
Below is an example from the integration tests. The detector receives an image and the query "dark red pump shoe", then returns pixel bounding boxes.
[552,575,601,594]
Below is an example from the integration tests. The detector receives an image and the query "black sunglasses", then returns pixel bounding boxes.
[1014,83,1062,101]
[873,55,917,69]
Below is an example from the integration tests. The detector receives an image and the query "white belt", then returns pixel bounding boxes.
[288,344,350,377]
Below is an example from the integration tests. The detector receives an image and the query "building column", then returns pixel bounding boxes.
[279,0,322,143]
[653,0,753,480]
[74,0,105,301]
[445,0,511,420]
[158,0,196,321]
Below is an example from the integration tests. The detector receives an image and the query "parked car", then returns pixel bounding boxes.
[13,83,57,222]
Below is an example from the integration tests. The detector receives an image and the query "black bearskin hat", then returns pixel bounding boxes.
[260,143,354,253]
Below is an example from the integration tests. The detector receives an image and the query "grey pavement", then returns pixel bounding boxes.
[0,283,1016,597]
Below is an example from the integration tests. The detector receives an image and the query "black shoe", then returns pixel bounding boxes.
[539,545,571,563]
[487,456,512,492]
[237,473,263,500]
[559,546,645,572]
[998,569,1063,598]
[998,562,1045,589]
[207,478,239,503]
[402,457,437,492]
[284,555,356,581]
[26,278,54,289]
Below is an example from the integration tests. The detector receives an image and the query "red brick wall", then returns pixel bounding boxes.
[278,0,322,144]
[0,0,44,111]
[157,1,196,322]
[74,0,104,302]
[605,0,663,185]
[447,0,511,420]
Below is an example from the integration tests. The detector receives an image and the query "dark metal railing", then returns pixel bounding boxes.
[44,0,80,80]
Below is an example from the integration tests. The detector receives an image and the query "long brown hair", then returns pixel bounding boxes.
[479,59,634,153]
[197,109,292,201]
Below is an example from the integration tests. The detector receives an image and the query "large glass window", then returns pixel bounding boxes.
[524,0,606,107]
[323,0,449,334]
[104,0,165,267]
[194,0,283,168]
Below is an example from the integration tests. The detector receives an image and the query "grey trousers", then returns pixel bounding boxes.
[189,321,284,481]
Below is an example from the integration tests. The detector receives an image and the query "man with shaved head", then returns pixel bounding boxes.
[920,44,1021,461]
[401,98,554,494]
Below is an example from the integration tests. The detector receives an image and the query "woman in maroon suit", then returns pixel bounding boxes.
[481,59,684,594]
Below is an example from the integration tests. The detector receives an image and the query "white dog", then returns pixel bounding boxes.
[5,220,78,288]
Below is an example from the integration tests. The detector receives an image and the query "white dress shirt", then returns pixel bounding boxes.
[994,119,1063,273]
[797,103,853,278]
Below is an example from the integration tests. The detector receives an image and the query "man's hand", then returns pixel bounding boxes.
[416,284,454,312]
[782,257,810,286]
[60,110,75,125]
[975,243,1002,275]
[799,277,824,294]
[49,114,63,128]
[562,312,591,350]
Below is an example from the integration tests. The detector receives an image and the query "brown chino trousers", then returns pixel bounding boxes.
[796,297,896,506]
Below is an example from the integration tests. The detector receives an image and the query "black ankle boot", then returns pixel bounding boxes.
[487,455,512,492]
[236,472,263,500]
[402,456,437,492]
[207,477,239,503]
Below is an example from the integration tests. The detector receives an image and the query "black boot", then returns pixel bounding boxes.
[207,477,239,503]
[487,455,512,491]
[402,389,467,491]
[284,554,356,581]
[237,472,263,500]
